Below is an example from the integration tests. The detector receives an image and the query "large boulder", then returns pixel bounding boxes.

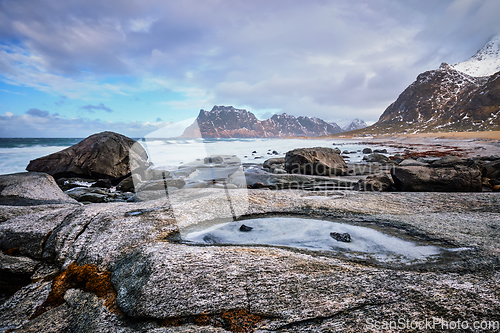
[26,132,148,181]
[285,147,348,176]
[482,159,500,179]
[391,165,482,192]
[356,173,393,191]
[0,172,79,206]
[362,153,390,164]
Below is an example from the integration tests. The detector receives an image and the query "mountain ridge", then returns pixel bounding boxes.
[181,106,361,138]
[357,34,500,135]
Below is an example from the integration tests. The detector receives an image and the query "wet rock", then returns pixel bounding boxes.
[78,193,109,204]
[249,182,267,189]
[356,174,393,192]
[91,179,112,188]
[391,165,482,192]
[430,155,466,167]
[330,232,351,242]
[244,171,356,191]
[116,175,135,192]
[56,177,95,191]
[239,224,253,232]
[362,153,390,164]
[482,159,500,179]
[262,157,285,169]
[342,150,350,154]
[285,147,348,176]
[362,148,372,154]
[272,150,279,155]
[64,187,109,203]
[332,148,341,154]
[135,179,186,192]
[399,159,428,166]
[26,131,148,180]
[373,149,388,154]
[0,172,79,206]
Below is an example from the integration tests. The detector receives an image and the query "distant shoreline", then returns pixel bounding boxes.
[326,130,500,141]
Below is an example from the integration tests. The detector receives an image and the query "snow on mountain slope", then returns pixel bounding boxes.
[453,34,500,77]
[343,118,367,132]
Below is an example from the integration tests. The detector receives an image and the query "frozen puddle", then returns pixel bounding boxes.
[183,217,447,266]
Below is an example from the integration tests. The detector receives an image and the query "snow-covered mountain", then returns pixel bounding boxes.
[359,34,500,134]
[362,63,500,134]
[343,118,367,132]
[453,34,500,77]
[181,105,344,138]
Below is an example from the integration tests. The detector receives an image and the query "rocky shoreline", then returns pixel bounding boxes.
[1,132,500,332]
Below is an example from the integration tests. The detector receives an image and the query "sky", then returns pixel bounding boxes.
[1,0,500,137]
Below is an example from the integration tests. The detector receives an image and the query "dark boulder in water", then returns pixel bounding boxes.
[330,232,351,242]
[239,224,253,232]
[26,131,148,181]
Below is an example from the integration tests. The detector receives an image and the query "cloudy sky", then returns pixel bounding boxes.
[1,0,499,137]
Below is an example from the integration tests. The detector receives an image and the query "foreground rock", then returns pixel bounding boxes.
[26,131,148,181]
[391,164,482,192]
[2,163,500,332]
[285,147,348,176]
[0,172,79,206]
[356,173,393,192]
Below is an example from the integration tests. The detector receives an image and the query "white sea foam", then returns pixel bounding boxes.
[0,146,69,175]
[0,138,394,175]
[140,138,378,170]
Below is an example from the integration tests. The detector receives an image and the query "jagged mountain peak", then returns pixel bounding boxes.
[453,33,500,77]
[182,106,344,138]
[362,58,500,134]
[343,118,368,132]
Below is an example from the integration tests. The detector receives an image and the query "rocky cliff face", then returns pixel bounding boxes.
[181,105,344,138]
[364,64,500,134]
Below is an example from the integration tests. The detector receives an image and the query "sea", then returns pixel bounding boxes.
[0,137,384,175]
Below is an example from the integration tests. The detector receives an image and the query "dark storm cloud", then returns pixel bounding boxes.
[1,0,499,123]
[80,103,114,113]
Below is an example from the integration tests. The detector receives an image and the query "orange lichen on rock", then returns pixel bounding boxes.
[2,247,21,256]
[161,308,264,332]
[31,262,120,318]
[221,309,263,333]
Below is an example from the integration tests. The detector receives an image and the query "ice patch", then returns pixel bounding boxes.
[183,217,443,264]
